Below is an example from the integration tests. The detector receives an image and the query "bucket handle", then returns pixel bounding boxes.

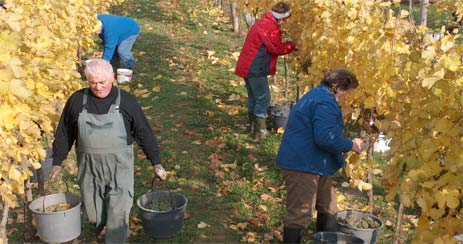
[149,175,162,192]
[149,176,176,211]
[41,179,70,212]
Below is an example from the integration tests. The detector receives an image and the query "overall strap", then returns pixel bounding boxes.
[83,88,89,111]
[108,88,121,113]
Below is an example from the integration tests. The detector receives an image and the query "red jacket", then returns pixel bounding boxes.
[235,12,295,78]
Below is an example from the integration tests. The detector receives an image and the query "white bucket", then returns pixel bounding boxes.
[116,68,133,84]
[455,234,463,244]
[373,132,391,153]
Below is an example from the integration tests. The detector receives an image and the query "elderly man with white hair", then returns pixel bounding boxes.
[49,59,166,243]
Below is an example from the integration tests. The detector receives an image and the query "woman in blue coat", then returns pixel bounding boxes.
[276,69,366,243]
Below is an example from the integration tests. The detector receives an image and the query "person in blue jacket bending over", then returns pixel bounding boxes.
[94,14,140,70]
[276,68,366,243]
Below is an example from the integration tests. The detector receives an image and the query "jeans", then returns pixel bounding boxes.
[112,33,139,69]
[245,77,270,118]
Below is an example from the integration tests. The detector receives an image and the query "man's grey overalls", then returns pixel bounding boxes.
[76,88,134,243]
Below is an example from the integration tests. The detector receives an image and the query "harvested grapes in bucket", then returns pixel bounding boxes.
[338,214,380,229]
[146,198,173,211]
[37,202,72,213]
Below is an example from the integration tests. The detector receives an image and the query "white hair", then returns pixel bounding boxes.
[84,59,113,78]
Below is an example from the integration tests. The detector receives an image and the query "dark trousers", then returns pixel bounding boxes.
[282,169,338,228]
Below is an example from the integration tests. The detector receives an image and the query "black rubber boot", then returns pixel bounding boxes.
[283,226,302,244]
[316,212,338,232]
[254,117,270,139]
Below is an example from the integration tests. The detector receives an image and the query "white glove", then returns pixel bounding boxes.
[154,164,167,181]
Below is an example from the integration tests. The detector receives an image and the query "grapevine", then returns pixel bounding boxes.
[0,0,123,209]
[283,1,463,242]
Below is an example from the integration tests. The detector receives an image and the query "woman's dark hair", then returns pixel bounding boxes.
[321,68,359,92]
[272,2,290,13]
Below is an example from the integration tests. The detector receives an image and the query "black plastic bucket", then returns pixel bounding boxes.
[137,190,188,238]
[337,210,383,244]
[313,231,364,244]
[268,104,291,131]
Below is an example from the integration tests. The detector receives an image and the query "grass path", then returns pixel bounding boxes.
[114,0,248,242]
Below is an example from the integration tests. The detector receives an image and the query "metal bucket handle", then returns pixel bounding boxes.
[149,176,176,211]
[149,175,161,192]
[41,179,70,212]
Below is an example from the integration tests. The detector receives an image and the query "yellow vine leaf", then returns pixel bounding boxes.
[355,180,372,192]
[9,79,32,100]
[442,189,460,209]
[440,39,454,52]
[400,194,413,208]
[0,81,9,94]
[1,192,17,208]
[421,46,436,60]
[5,17,21,32]
[429,207,445,220]
[421,69,445,89]
[8,166,23,184]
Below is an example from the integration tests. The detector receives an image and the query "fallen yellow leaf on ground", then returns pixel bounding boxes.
[197,221,210,229]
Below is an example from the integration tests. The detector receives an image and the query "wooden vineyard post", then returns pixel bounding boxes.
[392,202,404,244]
[230,2,241,34]
[221,0,226,15]
[367,170,374,212]
[284,55,290,98]
[243,12,256,29]
[419,0,429,26]
[408,0,414,23]
[37,168,44,196]
[0,203,9,244]
[42,134,53,195]
[367,135,374,212]
[23,179,34,242]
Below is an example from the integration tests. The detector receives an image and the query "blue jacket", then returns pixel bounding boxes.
[276,84,353,175]
[98,14,140,61]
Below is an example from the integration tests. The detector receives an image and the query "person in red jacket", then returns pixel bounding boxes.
[235,2,296,139]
